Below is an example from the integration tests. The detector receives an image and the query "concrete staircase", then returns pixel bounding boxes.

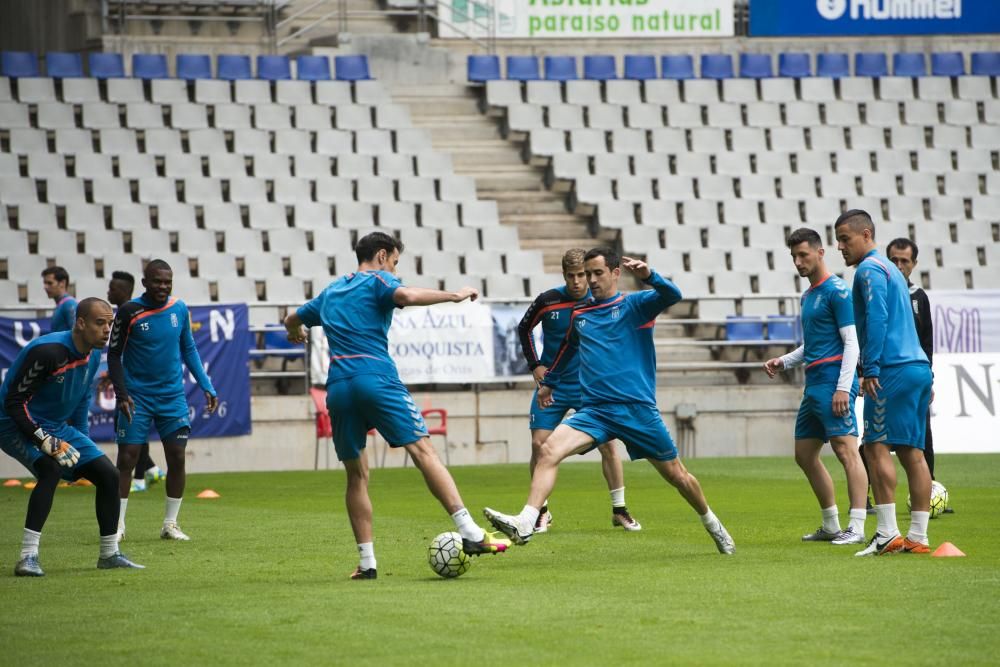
[390,83,601,273]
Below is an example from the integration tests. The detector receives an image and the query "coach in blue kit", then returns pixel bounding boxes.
[835,210,933,556]
[0,297,143,576]
[486,248,735,554]
[108,259,218,542]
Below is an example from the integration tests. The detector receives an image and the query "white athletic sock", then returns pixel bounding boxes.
[699,508,720,530]
[20,528,40,559]
[118,498,128,534]
[164,496,182,525]
[875,503,899,537]
[450,508,484,542]
[610,487,626,508]
[357,542,376,571]
[907,511,930,545]
[518,505,541,532]
[99,534,118,559]
[821,506,841,533]
[848,508,867,535]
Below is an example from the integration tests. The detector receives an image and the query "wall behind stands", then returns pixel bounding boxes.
[0,0,92,53]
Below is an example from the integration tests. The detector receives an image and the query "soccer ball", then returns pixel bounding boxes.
[906,481,949,518]
[427,531,471,579]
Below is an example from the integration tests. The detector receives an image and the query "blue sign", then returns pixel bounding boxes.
[0,304,252,442]
[751,0,1000,37]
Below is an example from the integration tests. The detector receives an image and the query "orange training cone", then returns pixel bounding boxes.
[196,489,221,499]
[932,542,966,557]
[4,479,22,487]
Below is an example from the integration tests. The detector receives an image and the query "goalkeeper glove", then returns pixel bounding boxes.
[35,429,80,468]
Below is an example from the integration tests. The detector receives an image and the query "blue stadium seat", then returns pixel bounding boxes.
[177,54,212,80]
[46,52,84,78]
[855,52,888,77]
[257,55,291,80]
[132,53,168,79]
[970,51,1000,76]
[583,55,616,80]
[296,55,330,81]
[700,54,734,79]
[931,52,964,76]
[218,54,252,80]
[1,51,40,78]
[88,52,125,79]
[725,316,765,341]
[893,52,926,77]
[623,55,657,80]
[767,315,801,343]
[467,55,500,82]
[739,53,772,78]
[334,55,371,81]
[778,52,811,78]
[660,55,694,80]
[544,56,577,81]
[506,55,540,81]
[816,53,849,78]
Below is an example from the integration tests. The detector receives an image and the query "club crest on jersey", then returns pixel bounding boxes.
[611,307,621,320]
[171,313,179,328]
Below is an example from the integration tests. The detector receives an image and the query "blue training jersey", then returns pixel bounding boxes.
[107,294,216,402]
[516,285,589,391]
[543,271,682,407]
[800,274,856,386]
[0,330,100,441]
[852,250,929,378]
[298,270,402,384]
[50,295,78,332]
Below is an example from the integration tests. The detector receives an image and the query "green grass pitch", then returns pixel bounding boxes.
[1,454,998,665]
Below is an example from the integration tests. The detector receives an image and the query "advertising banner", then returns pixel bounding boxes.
[750,0,1000,37]
[439,0,734,39]
[0,304,252,442]
[927,289,1000,354]
[387,301,495,383]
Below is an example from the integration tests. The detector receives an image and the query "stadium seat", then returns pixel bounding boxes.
[931,52,964,77]
[778,52,811,78]
[767,315,801,342]
[218,55,252,80]
[88,52,125,79]
[855,52,888,77]
[545,56,577,81]
[893,53,926,77]
[132,53,168,79]
[583,55,616,80]
[46,52,84,78]
[177,54,212,80]
[816,53,849,78]
[467,55,500,82]
[1,51,39,78]
[970,52,1000,76]
[257,55,291,81]
[334,55,370,81]
[296,55,331,81]
[661,55,695,80]
[725,316,764,341]
[623,55,657,80]
[506,55,540,81]
[739,53,773,79]
[700,54,733,79]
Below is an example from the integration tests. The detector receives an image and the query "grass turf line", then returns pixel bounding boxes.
[0,454,997,666]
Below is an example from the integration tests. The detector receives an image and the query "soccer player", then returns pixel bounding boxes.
[1,297,143,575]
[105,270,163,494]
[484,248,735,554]
[42,266,77,332]
[283,232,509,580]
[834,210,933,556]
[517,248,641,533]
[108,260,218,542]
[763,228,867,545]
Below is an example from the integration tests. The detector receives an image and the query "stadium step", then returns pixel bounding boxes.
[491,191,572,216]
[462,166,547,192]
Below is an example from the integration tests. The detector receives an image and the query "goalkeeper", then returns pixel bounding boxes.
[0,297,143,576]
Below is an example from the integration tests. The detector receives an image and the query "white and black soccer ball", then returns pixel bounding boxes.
[427,531,471,579]
[906,481,949,518]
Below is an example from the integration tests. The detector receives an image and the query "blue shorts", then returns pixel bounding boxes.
[0,423,106,482]
[326,374,428,461]
[863,362,932,448]
[794,381,859,442]
[562,403,677,462]
[529,385,582,432]
[116,394,190,445]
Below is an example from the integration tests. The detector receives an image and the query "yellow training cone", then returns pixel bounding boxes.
[197,489,221,499]
[931,542,966,557]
